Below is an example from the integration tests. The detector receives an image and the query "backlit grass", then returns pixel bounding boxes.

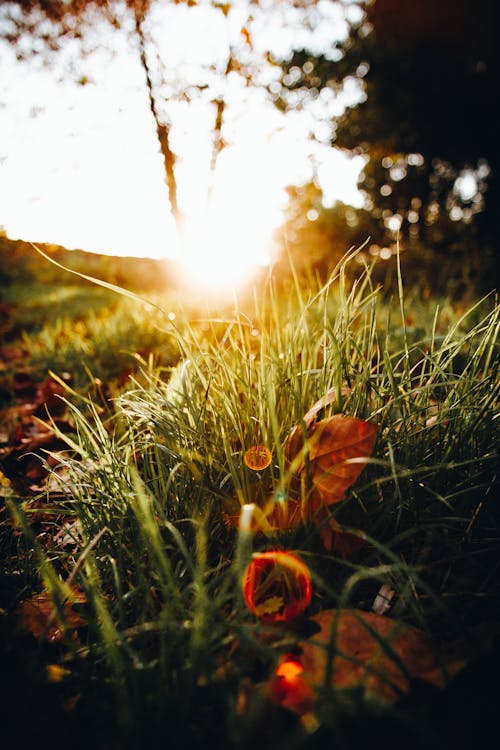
[2,253,499,748]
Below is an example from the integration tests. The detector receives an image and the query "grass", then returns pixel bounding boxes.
[1,252,499,749]
[0,281,183,389]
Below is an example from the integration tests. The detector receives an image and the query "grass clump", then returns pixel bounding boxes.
[2,255,499,749]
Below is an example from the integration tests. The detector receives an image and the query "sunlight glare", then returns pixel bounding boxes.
[178,210,273,292]
[0,4,364,271]
[176,143,287,292]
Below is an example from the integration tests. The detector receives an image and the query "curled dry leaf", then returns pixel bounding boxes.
[284,386,353,457]
[285,413,377,509]
[0,375,72,494]
[224,388,377,553]
[283,389,377,551]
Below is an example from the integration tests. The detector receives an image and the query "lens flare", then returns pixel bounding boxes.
[272,654,314,715]
[242,550,312,622]
[244,445,272,471]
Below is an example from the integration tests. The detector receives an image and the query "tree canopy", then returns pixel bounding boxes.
[276,0,498,294]
[2,0,496,295]
[0,1,367,257]
[0,0,244,236]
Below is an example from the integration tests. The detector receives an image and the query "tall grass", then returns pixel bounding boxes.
[4,254,499,748]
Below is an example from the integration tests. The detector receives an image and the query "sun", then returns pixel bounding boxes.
[175,144,286,293]
[177,206,273,292]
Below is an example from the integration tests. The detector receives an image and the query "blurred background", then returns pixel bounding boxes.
[1,0,497,298]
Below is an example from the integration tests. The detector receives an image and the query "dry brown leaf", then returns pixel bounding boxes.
[273,609,469,713]
[286,415,377,508]
[15,587,87,643]
[303,387,353,428]
[284,387,352,460]
[224,388,376,548]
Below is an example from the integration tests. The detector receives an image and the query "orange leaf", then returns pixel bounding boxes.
[223,389,376,539]
[309,416,378,504]
[285,413,377,508]
[285,387,352,454]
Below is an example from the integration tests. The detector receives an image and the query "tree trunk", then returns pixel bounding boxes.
[134,8,183,237]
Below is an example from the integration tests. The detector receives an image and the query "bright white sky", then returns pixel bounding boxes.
[0,0,366,289]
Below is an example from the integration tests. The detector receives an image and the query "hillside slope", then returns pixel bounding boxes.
[0,235,174,292]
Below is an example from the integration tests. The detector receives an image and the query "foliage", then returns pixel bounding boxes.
[276,184,489,300]
[1,255,499,747]
[0,238,181,390]
[275,0,498,293]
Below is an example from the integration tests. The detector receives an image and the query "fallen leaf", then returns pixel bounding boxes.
[0,409,71,493]
[0,345,25,362]
[284,386,352,459]
[315,512,366,557]
[12,371,37,398]
[34,376,67,417]
[285,414,377,508]
[15,587,87,644]
[224,389,376,549]
[275,609,468,712]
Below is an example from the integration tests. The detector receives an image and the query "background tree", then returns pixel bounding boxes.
[1,0,370,258]
[0,0,260,239]
[275,0,498,295]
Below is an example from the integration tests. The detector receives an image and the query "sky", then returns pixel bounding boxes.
[0,1,366,288]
